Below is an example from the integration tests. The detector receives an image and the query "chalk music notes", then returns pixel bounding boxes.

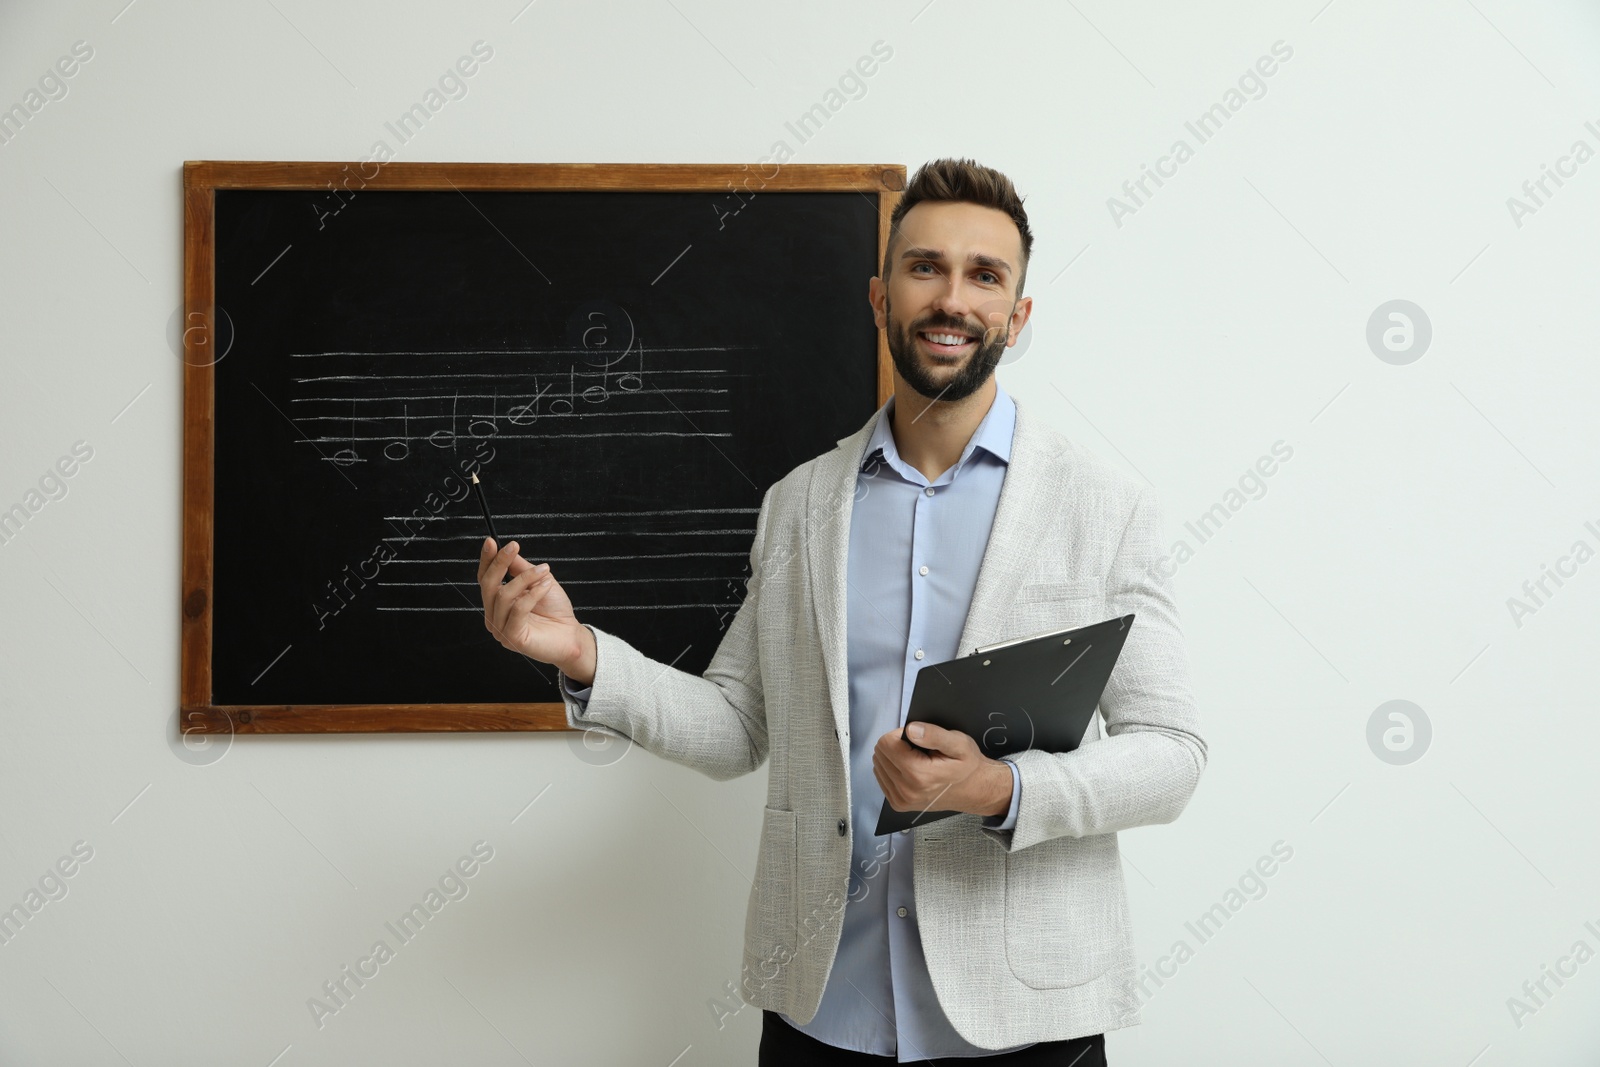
[383,405,410,462]
[568,301,644,407]
[286,308,742,463]
[505,340,647,422]
[577,338,649,406]
[328,399,362,467]
[318,392,503,466]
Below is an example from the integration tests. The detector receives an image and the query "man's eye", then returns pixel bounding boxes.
[978,271,999,284]
[911,263,933,274]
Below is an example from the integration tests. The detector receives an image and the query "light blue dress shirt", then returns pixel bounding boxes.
[563,384,1027,1060]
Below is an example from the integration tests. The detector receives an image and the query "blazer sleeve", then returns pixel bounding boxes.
[981,485,1208,852]
[557,487,773,782]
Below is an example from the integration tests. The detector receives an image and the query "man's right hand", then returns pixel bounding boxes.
[476,538,596,684]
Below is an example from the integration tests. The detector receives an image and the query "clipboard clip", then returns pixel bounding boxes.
[973,626,1074,657]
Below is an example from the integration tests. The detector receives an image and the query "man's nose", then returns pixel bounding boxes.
[929,279,976,324]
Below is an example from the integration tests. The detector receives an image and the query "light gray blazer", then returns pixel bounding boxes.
[560,393,1207,1048]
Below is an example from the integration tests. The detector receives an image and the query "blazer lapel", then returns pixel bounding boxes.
[955,395,1066,656]
[807,407,883,753]
[805,394,1064,759]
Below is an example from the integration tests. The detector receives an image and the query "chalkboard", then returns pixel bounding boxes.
[180,162,903,733]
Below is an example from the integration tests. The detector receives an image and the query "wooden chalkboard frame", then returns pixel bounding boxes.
[180,160,903,734]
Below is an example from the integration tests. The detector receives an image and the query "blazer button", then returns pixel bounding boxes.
[837,818,847,836]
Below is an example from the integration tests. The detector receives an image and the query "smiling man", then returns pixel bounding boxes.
[478,158,1207,1065]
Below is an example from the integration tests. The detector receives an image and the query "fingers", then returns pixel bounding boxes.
[875,756,910,810]
[507,551,535,576]
[873,745,907,803]
[478,538,514,586]
[488,561,553,641]
[903,721,967,757]
[874,726,970,810]
[479,539,511,633]
[480,540,539,639]
[478,538,538,582]
[875,731,906,770]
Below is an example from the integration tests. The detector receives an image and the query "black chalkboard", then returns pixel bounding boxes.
[182,163,899,729]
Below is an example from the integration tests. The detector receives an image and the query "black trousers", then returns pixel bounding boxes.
[759,1010,1106,1066]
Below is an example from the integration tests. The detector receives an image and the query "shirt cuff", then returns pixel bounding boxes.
[560,672,593,704]
[981,758,1021,831]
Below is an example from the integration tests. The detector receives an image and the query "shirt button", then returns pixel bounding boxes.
[918,565,929,576]
[837,818,847,836]
[899,828,910,835]
[924,486,934,496]
[897,906,908,918]
[914,649,924,660]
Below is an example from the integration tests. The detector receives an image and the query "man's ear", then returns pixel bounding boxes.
[868,275,888,330]
[1008,294,1033,345]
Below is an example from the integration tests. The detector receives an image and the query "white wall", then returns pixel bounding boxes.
[3,0,1599,1063]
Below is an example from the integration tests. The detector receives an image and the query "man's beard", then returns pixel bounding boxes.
[884,295,1011,405]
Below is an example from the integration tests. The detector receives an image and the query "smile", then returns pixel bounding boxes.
[917,330,976,354]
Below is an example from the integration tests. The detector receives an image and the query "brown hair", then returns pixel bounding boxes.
[883,157,1034,294]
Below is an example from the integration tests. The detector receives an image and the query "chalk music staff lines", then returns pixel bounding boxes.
[286,343,751,464]
[379,509,759,614]
[285,342,760,618]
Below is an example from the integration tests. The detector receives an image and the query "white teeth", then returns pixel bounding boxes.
[923,332,971,346]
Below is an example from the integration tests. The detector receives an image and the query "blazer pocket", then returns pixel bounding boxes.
[1003,836,1123,989]
[1016,575,1106,603]
[745,806,798,976]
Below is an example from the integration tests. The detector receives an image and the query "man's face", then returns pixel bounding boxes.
[870,200,1032,405]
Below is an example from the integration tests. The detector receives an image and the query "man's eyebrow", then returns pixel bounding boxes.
[898,246,1013,276]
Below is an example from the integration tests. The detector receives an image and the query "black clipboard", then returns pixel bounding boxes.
[873,613,1136,835]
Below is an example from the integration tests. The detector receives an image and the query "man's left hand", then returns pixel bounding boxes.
[873,722,1011,818]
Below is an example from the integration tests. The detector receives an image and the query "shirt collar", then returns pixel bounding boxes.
[859,381,1016,479]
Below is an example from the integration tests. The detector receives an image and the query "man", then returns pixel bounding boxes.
[477,158,1207,1064]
